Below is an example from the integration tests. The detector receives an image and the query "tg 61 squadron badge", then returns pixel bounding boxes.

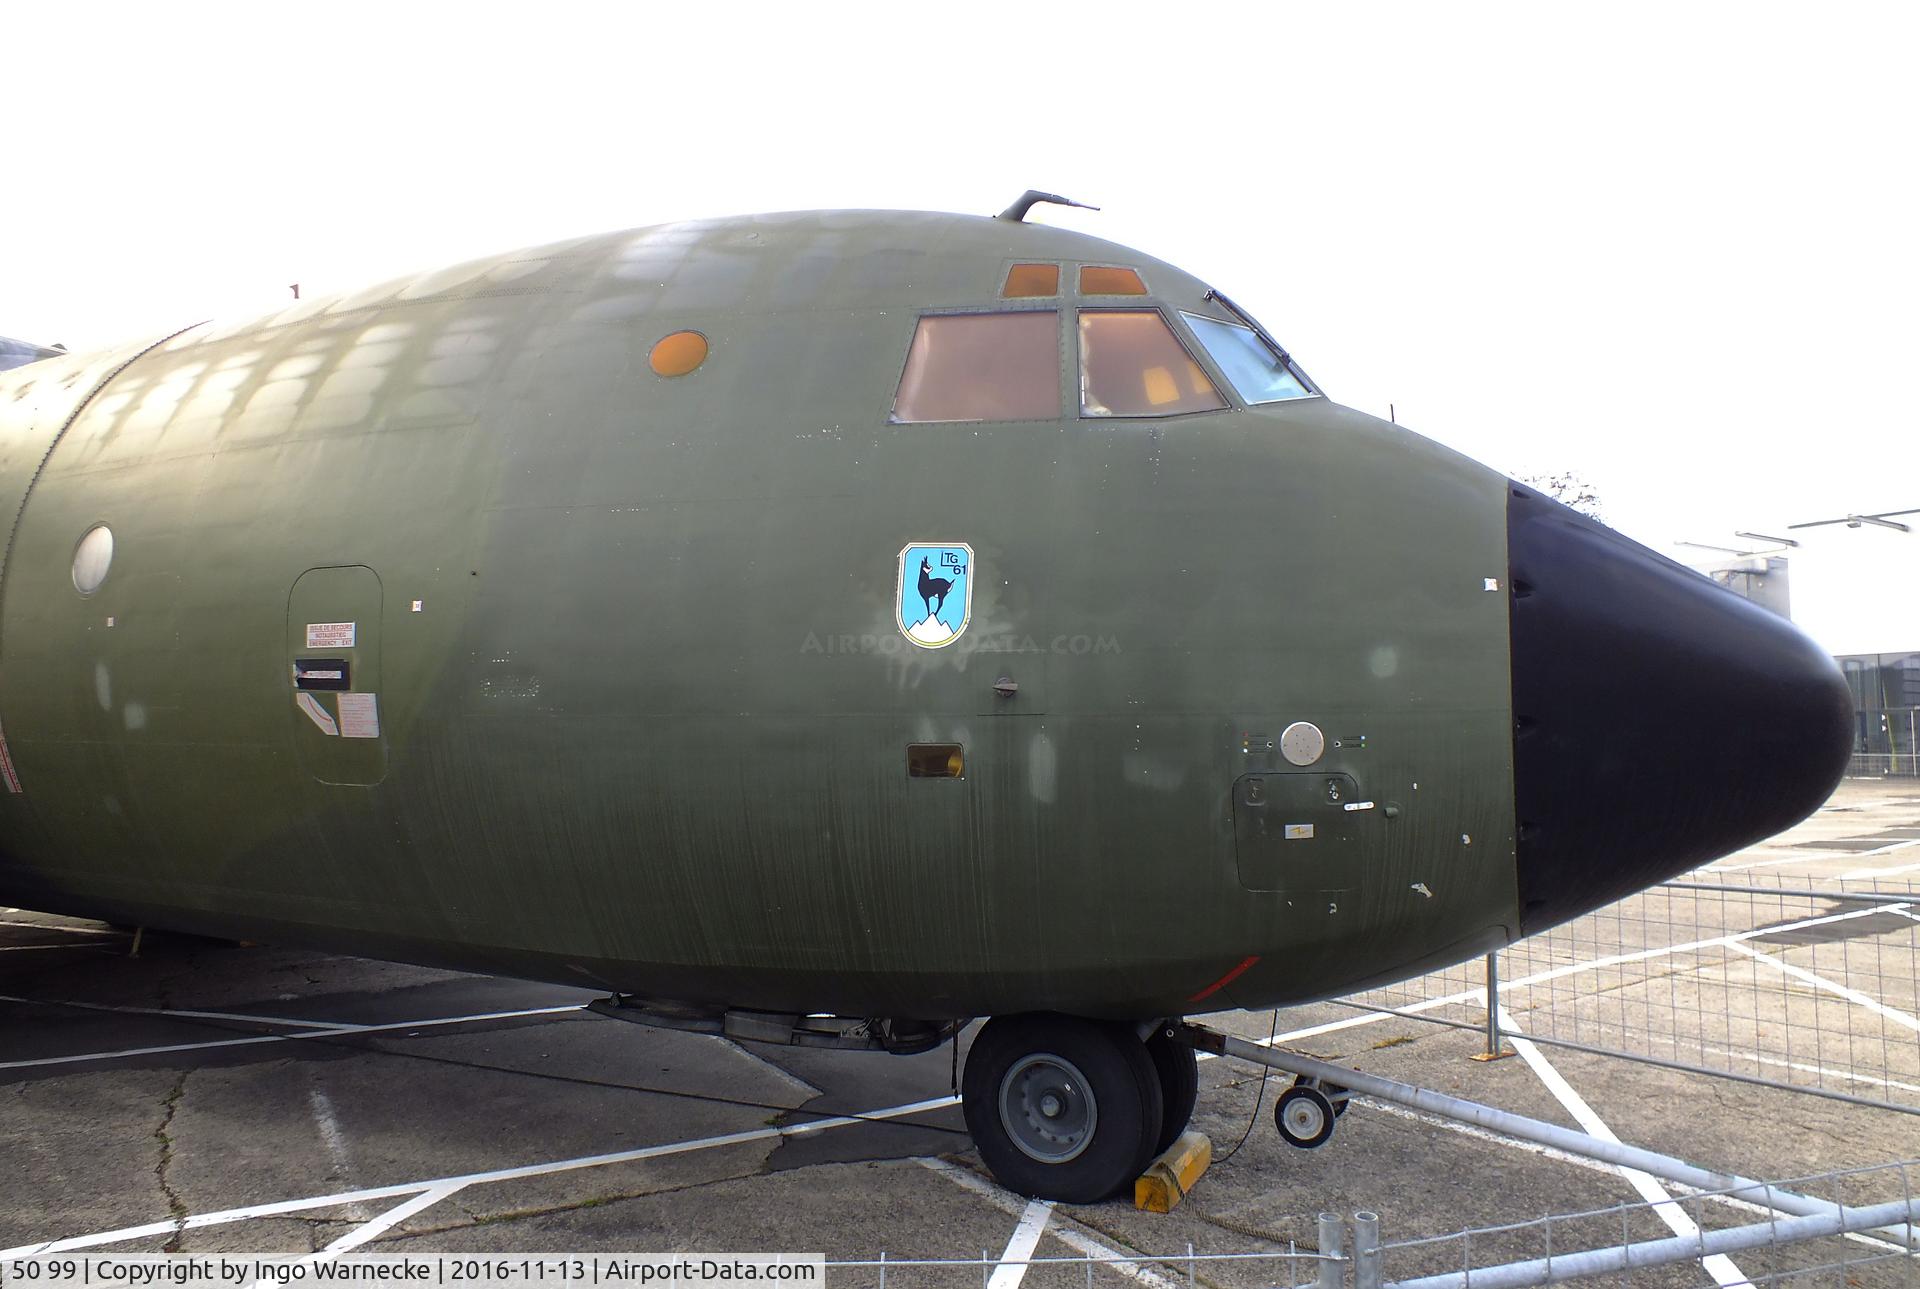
[896,542,973,649]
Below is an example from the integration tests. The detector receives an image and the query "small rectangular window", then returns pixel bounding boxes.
[1002,264,1060,298]
[1079,311,1226,418]
[892,312,1060,423]
[1079,265,1147,295]
[907,744,965,778]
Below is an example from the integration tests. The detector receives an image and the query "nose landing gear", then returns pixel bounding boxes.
[960,1018,1356,1197]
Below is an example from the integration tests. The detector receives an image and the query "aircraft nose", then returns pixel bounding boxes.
[1507,482,1854,935]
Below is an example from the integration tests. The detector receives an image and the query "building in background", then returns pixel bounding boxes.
[1670,509,1917,778]
[1835,652,1920,778]
[1707,554,1790,619]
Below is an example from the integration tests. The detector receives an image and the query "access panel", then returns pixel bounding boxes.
[1233,771,1364,894]
[286,565,385,786]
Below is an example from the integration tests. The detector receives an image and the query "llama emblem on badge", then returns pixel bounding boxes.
[897,542,973,649]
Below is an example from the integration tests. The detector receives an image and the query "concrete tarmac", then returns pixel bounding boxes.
[5,782,1919,1287]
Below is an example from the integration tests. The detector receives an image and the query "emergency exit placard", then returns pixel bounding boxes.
[306,622,356,648]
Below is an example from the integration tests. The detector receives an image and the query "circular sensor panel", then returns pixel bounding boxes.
[1280,721,1325,767]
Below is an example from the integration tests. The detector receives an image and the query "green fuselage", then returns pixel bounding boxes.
[0,211,1519,1019]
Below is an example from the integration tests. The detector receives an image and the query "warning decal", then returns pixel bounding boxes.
[306,622,356,648]
[337,692,380,740]
[295,692,339,737]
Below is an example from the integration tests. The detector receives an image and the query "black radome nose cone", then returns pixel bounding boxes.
[1508,483,1854,934]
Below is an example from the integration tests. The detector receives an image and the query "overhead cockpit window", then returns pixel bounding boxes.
[892,312,1060,423]
[1002,264,1060,298]
[1079,266,1147,296]
[1078,311,1226,418]
[1182,313,1313,404]
[649,330,709,377]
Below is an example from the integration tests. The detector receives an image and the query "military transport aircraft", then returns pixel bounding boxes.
[0,193,1852,1202]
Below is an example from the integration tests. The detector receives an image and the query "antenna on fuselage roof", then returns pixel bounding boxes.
[996,190,1100,222]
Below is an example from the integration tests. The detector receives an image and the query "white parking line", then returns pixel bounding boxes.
[1843,860,1920,881]
[0,1096,961,1257]
[314,1184,468,1257]
[1713,837,1920,874]
[308,1086,359,1195]
[1498,1005,1753,1289]
[920,1159,1181,1289]
[1724,941,1920,1033]
[721,1038,823,1099]
[0,944,114,953]
[1710,853,1850,873]
[986,1199,1055,1289]
[0,993,361,1031]
[1577,1030,1920,1097]
[0,920,128,937]
[0,1004,590,1071]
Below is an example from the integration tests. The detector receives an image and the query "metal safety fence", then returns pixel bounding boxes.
[820,1162,1920,1289]
[1347,877,1920,1113]
[1363,1158,1920,1289]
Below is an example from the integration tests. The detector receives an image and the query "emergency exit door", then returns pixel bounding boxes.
[287,565,385,786]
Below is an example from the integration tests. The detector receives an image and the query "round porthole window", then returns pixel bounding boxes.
[72,524,114,594]
[649,330,708,377]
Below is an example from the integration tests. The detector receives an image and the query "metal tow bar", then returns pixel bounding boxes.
[1177,1022,1919,1250]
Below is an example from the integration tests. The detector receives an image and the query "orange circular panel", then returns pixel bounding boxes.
[649,330,709,377]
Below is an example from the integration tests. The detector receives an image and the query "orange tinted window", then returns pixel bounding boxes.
[1079,266,1147,295]
[1079,311,1226,417]
[892,313,1059,423]
[649,330,708,377]
[907,744,965,778]
[1002,264,1060,298]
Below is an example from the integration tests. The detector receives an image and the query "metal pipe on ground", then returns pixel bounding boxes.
[1381,1194,1920,1289]
[1179,1024,1919,1249]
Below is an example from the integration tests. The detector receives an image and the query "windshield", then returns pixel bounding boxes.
[1079,311,1226,418]
[1182,312,1314,404]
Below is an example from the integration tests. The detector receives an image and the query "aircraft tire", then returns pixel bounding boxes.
[1145,1027,1199,1155]
[962,1013,1165,1203]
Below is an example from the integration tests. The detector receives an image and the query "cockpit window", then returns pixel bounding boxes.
[1002,264,1060,298]
[1181,312,1313,404]
[1079,266,1147,295]
[892,312,1059,423]
[1078,311,1226,418]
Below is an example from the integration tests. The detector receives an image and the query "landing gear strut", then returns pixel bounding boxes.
[962,1013,1187,1202]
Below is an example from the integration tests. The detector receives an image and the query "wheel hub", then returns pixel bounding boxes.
[1283,1096,1326,1137]
[999,1052,1099,1163]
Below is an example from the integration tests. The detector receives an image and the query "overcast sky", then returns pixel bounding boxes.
[5,3,1913,653]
